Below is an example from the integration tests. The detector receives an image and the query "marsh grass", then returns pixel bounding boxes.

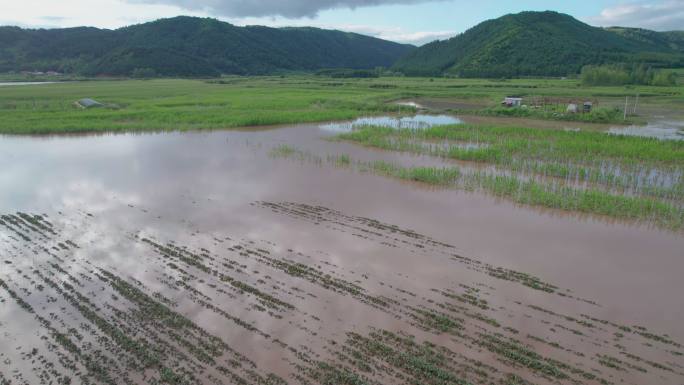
[277,148,684,231]
[2,76,683,134]
[337,124,684,201]
[469,106,627,124]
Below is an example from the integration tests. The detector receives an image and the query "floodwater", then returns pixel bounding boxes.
[609,120,684,141]
[394,100,426,109]
[320,114,461,132]
[1,119,684,385]
[0,81,58,87]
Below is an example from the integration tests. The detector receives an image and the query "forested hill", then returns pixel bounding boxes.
[0,16,415,77]
[392,11,684,77]
[606,27,684,52]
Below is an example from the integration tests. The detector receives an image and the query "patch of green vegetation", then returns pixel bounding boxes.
[270,144,297,157]
[411,307,464,333]
[581,64,678,86]
[0,78,412,134]
[158,367,189,385]
[331,123,684,229]
[468,105,626,123]
[344,330,475,385]
[340,123,684,166]
[362,160,684,230]
[476,334,569,380]
[369,161,461,185]
[219,274,295,311]
[2,74,683,135]
[303,362,370,385]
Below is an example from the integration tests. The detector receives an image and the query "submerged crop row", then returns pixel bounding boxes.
[4,206,682,384]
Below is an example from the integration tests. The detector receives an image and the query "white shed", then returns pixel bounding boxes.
[502,97,523,107]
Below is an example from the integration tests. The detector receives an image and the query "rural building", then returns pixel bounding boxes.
[502,97,523,107]
[75,98,103,109]
[566,101,593,114]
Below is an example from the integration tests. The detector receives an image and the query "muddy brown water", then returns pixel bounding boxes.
[1,121,683,384]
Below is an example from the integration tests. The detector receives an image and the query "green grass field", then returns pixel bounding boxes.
[1,76,683,134]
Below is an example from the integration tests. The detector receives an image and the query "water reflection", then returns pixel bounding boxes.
[608,120,684,141]
[0,124,683,339]
[320,114,461,132]
[394,101,425,109]
[0,82,58,87]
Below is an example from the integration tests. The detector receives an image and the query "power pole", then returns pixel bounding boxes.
[633,93,639,115]
[624,96,629,120]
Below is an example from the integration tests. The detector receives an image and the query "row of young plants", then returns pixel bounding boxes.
[271,145,684,230]
[336,124,684,201]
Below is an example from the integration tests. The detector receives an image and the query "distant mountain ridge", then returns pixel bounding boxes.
[392,11,684,77]
[0,16,415,77]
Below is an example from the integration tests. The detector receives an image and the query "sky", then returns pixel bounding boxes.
[0,0,683,45]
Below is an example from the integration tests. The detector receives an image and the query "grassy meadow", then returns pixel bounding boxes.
[1,76,683,134]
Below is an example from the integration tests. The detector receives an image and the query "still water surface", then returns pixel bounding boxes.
[1,118,683,384]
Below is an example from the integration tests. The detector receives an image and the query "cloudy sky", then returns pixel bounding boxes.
[0,0,683,45]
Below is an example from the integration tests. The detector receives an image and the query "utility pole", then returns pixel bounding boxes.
[633,93,639,115]
[624,96,629,120]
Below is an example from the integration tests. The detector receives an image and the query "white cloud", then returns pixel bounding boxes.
[227,19,455,44]
[589,0,684,31]
[0,0,202,29]
[326,24,456,44]
[0,0,452,44]
[125,0,439,18]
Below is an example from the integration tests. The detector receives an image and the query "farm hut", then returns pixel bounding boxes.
[75,98,103,109]
[583,102,593,113]
[566,104,578,113]
[502,97,523,107]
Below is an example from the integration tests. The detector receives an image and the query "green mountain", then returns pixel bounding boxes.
[0,16,415,77]
[392,11,684,77]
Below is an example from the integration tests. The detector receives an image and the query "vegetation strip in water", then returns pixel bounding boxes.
[272,145,684,231]
[335,124,684,202]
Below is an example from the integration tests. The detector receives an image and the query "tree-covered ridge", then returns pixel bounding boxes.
[606,27,684,52]
[392,11,684,78]
[0,16,415,77]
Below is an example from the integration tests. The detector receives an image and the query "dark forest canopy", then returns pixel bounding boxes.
[392,11,684,78]
[0,16,415,77]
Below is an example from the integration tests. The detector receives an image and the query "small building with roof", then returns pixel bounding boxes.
[75,98,103,109]
[502,97,523,107]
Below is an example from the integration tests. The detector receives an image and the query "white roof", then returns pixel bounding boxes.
[77,98,103,107]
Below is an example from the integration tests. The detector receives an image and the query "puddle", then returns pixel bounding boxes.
[394,101,426,109]
[609,121,684,141]
[320,114,461,132]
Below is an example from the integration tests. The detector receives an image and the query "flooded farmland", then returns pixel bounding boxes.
[1,119,684,385]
